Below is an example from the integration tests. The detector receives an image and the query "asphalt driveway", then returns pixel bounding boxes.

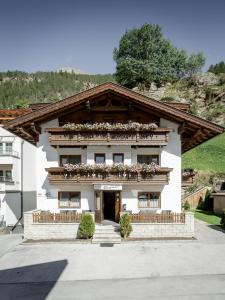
[0,220,224,299]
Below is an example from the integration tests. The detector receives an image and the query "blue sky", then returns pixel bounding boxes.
[0,0,224,74]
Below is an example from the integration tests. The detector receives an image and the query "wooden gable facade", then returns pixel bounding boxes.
[4,82,224,152]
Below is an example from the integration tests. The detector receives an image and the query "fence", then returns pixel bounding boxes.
[130,212,185,223]
[33,211,83,223]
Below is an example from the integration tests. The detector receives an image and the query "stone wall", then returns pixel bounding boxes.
[129,212,194,238]
[24,210,80,240]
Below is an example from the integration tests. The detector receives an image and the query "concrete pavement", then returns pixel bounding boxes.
[0,234,23,258]
[0,220,224,299]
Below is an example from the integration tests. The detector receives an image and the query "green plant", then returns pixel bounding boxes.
[119,213,132,239]
[78,214,95,239]
[183,200,191,211]
[114,23,205,87]
[220,209,225,229]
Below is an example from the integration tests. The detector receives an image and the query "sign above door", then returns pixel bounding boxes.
[94,184,122,191]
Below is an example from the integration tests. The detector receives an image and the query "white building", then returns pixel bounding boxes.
[3,83,224,228]
[0,109,36,228]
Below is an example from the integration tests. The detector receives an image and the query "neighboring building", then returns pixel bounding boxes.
[0,109,36,228]
[4,83,223,228]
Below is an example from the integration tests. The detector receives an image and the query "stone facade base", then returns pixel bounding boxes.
[24,210,80,240]
[24,210,194,240]
[130,212,194,238]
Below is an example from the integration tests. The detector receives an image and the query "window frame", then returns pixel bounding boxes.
[60,155,81,166]
[58,191,81,209]
[138,192,161,209]
[5,142,13,153]
[137,155,159,165]
[94,153,106,164]
[113,153,124,164]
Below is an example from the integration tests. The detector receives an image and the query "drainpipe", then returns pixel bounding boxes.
[10,140,24,233]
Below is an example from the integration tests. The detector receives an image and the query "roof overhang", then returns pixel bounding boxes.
[4,82,224,152]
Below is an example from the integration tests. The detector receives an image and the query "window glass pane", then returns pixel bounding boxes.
[59,192,69,207]
[138,192,148,208]
[70,192,80,208]
[60,156,68,166]
[113,154,124,164]
[95,154,105,164]
[0,170,3,177]
[5,170,12,180]
[137,155,159,164]
[150,192,160,208]
[69,155,81,164]
[0,143,3,153]
[5,143,12,153]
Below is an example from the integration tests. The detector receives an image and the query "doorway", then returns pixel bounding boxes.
[103,191,121,222]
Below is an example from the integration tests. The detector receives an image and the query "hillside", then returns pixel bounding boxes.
[182,132,225,172]
[0,70,225,172]
[0,71,115,108]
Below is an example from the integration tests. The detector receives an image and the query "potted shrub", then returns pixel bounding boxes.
[78,214,95,239]
[119,213,132,239]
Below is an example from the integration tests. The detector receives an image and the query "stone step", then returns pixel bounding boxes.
[92,237,121,244]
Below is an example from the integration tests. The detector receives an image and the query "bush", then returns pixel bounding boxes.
[78,214,95,239]
[183,200,191,211]
[119,213,132,239]
[220,209,225,229]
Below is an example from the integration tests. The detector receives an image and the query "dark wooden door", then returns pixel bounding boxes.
[94,191,103,223]
[115,192,121,223]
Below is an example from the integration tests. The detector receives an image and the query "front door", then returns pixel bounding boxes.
[94,191,103,223]
[103,191,121,222]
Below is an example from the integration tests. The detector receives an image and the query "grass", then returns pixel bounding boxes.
[194,209,222,226]
[182,132,225,172]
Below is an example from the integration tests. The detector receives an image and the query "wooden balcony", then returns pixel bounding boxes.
[182,169,197,187]
[46,167,173,185]
[45,127,172,147]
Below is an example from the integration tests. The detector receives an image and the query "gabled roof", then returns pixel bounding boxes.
[4,82,224,152]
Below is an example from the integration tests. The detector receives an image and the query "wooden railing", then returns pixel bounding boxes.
[45,128,172,146]
[182,176,195,187]
[130,213,185,223]
[33,211,83,223]
[46,167,172,185]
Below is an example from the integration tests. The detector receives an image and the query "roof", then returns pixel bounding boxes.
[0,108,31,124]
[3,82,224,152]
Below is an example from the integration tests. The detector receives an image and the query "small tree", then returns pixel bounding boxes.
[220,209,225,229]
[183,200,191,211]
[78,214,95,239]
[119,213,132,239]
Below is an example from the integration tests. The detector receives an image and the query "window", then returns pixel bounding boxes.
[5,170,12,180]
[58,192,81,208]
[137,155,159,165]
[0,143,3,154]
[0,170,12,182]
[60,155,81,166]
[138,192,161,208]
[95,153,105,164]
[5,143,12,154]
[113,153,124,164]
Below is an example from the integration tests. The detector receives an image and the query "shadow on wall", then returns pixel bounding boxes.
[0,259,67,299]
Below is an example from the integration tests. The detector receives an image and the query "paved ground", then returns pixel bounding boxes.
[0,220,225,299]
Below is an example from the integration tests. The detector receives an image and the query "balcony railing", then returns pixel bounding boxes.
[45,127,172,147]
[0,150,19,158]
[46,166,173,185]
[0,176,13,182]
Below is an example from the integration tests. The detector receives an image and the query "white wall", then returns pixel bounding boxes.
[0,126,37,226]
[160,118,181,212]
[36,117,182,214]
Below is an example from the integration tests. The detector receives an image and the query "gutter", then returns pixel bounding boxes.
[10,140,24,233]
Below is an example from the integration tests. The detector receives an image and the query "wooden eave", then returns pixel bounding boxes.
[3,82,224,151]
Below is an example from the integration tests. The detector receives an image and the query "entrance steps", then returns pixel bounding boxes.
[92,224,121,244]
